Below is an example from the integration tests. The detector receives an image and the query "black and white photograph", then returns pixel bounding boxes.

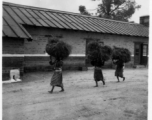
[2,0,151,120]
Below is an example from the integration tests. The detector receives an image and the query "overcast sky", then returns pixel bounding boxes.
[3,0,150,23]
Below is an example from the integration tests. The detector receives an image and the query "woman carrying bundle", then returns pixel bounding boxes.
[87,41,112,87]
[92,60,105,87]
[48,58,64,93]
[113,59,125,82]
[112,47,131,82]
[46,38,71,93]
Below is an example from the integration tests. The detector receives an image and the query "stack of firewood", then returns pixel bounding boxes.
[46,38,71,65]
[112,46,131,63]
[87,41,112,67]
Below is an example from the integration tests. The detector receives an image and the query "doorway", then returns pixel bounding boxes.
[134,42,148,65]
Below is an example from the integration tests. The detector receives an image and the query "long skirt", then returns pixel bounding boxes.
[94,67,104,81]
[115,67,124,78]
[50,71,63,87]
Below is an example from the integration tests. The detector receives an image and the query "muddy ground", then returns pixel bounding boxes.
[3,68,148,120]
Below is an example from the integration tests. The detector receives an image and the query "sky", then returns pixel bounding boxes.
[2,0,150,23]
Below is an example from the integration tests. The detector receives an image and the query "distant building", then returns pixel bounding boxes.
[2,2,149,80]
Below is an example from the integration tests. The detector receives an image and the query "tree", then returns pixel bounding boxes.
[92,0,141,21]
[79,5,91,16]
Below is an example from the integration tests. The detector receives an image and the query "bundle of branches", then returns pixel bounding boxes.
[87,41,112,66]
[100,45,112,61]
[46,38,72,61]
[112,46,131,63]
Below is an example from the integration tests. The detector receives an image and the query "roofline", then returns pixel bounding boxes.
[3,1,143,26]
[3,36,32,40]
[23,25,149,38]
[140,15,149,18]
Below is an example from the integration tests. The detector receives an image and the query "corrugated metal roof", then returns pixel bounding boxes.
[3,2,149,38]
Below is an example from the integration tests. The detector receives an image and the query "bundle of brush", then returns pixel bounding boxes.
[46,38,72,65]
[112,46,131,64]
[87,41,112,67]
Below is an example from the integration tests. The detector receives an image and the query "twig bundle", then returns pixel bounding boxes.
[112,47,131,63]
[46,39,71,61]
[87,41,112,66]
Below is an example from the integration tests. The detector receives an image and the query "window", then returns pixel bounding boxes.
[143,44,148,56]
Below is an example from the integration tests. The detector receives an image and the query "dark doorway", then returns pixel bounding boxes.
[141,44,148,65]
[134,43,148,65]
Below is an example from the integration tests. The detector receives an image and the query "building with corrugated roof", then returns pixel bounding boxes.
[2,2,149,80]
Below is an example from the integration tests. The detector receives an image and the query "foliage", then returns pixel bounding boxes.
[112,46,131,63]
[79,5,91,16]
[92,0,141,21]
[101,45,113,61]
[87,41,112,66]
[46,38,71,61]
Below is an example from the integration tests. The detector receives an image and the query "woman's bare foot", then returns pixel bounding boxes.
[48,91,53,93]
[60,89,64,92]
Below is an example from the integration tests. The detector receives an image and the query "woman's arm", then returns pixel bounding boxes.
[123,63,125,69]
[112,59,117,65]
[55,68,62,72]
[101,60,105,66]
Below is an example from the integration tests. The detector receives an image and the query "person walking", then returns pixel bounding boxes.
[92,60,105,87]
[113,59,125,82]
[48,60,64,93]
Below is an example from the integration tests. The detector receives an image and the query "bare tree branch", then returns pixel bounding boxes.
[110,5,121,14]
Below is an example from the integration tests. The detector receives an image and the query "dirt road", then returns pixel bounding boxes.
[3,69,148,120]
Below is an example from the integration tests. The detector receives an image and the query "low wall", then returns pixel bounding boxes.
[24,55,86,72]
[2,55,135,80]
